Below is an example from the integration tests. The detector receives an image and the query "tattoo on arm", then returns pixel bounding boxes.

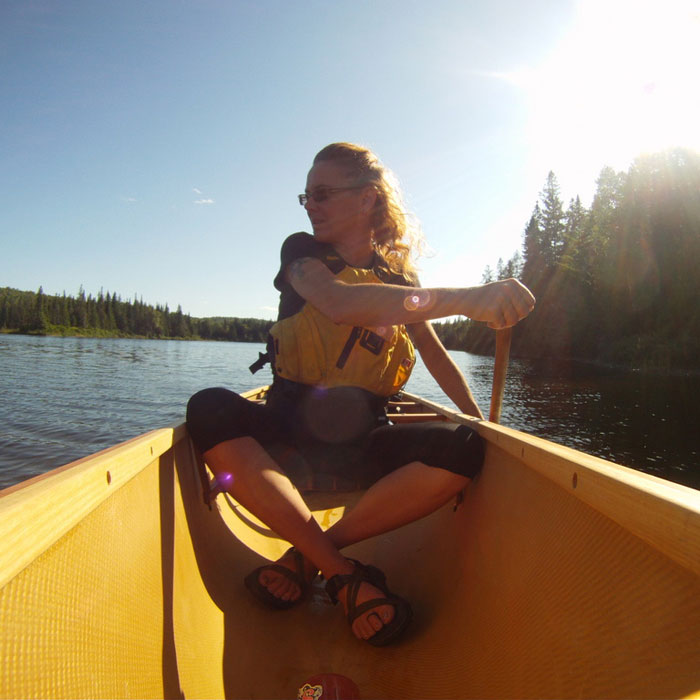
[288,257,314,282]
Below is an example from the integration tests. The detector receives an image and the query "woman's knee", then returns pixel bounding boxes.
[418,424,485,480]
[369,422,485,480]
[445,425,485,479]
[187,387,228,431]
[186,387,246,453]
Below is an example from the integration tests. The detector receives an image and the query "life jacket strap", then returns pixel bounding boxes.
[249,351,270,374]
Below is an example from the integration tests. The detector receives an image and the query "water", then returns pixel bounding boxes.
[0,334,697,491]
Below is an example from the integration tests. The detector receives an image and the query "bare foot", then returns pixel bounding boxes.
[257,548,318,604]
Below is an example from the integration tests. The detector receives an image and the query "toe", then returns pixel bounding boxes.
[369,609,387,632]
[352,604,395,641]
[353,617,374,641]
[271,576,298,601]
[259,569,299,602]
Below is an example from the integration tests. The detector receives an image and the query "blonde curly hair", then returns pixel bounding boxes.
[313,143,425,280]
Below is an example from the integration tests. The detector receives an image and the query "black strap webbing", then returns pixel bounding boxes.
[249,351,270,374]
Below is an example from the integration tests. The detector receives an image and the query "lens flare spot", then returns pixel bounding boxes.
[403,290,431,311]
[404,295,419,311]
[375,326,391,339]
[211,472,234,496]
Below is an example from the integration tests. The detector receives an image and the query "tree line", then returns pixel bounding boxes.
[0,286,272,343]
[433,148,700,371]
[4,148,697,370]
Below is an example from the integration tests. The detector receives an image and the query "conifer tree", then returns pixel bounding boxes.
[75,286,88,327]
[481,265,494,283]
[521,205,543,289]
[33,286,49,332]
[539,171,566,267]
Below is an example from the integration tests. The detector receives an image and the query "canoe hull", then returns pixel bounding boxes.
[1,390,699,699]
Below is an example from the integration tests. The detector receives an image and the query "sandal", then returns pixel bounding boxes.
[325,560,412,646]
[244,547,316,610]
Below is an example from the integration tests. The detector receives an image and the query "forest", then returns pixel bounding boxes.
[0,286,272,343]
[3,148,698,371]
[434,148,700,371]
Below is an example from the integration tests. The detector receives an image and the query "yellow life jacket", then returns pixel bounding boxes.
[269,265,415,397]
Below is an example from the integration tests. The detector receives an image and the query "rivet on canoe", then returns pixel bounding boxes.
[106,471,112,485]
[572,473,578,489]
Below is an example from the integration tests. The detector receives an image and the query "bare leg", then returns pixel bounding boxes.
[326,462,469,550]
[324,463,469,640]
[203,437,390,639]
[204,439,467,640]
[203,437,347,579]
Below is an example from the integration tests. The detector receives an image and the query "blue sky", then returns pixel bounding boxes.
[2,0,698,319]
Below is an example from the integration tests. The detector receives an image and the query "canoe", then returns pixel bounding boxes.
[1,386,699,700]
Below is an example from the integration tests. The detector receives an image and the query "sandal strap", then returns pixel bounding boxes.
[258,547,309,589]
[346,596,396,626]
[325,572,355,604]
[325,559,413,646]
[287,547,307,582]
[259,563,305,589]
[325,560,394,622]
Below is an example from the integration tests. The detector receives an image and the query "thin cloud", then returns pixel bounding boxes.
[193,187,202,195]
[194,198,215,205]
[470,67,536,88]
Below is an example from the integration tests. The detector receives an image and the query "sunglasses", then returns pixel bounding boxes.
[298,185,365,206]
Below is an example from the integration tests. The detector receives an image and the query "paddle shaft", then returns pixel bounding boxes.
[489,327,513,423]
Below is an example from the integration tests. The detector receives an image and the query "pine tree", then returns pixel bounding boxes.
[560,196,589,276]
[539,171,566,267]
[33,286,49,332]
[75,286,88,327]
[521,205,543,289]
[171,304,187,337]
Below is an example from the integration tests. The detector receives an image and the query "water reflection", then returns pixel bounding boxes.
[412,352,699,490]
[0,335,697,491]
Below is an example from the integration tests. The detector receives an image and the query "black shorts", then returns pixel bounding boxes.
[186,381,484,490]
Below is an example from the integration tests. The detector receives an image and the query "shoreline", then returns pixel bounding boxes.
[4,328,697,377]
[0,327,266,344]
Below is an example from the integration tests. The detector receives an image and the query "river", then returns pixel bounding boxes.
[0,334,697,491]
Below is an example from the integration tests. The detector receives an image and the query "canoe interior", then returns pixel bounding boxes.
[1,388,699,699]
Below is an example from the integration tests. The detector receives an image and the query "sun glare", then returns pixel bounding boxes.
[520,0,700,199]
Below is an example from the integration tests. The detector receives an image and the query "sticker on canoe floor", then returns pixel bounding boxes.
[297,683,323,700]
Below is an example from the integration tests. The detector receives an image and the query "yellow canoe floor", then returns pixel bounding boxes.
[1,389,700,699]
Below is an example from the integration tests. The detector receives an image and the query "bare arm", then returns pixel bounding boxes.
[409,321,484,418]
[286,257,535,330]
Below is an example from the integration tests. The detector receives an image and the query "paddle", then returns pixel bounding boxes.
[489,327,513,423]
[454,326,512,511]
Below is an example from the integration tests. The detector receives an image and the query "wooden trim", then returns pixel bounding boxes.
[241,386,268,401]
[390,413,449,423]
[0,424,188,590]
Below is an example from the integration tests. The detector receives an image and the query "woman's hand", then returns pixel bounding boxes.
[461,278,536,329]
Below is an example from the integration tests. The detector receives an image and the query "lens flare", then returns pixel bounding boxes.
[210,472,234,496]
[403,290,431,311]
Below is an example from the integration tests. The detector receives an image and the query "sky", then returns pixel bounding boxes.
[2,0,699,320]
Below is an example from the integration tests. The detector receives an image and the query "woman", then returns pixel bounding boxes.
[187,143,535,646]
